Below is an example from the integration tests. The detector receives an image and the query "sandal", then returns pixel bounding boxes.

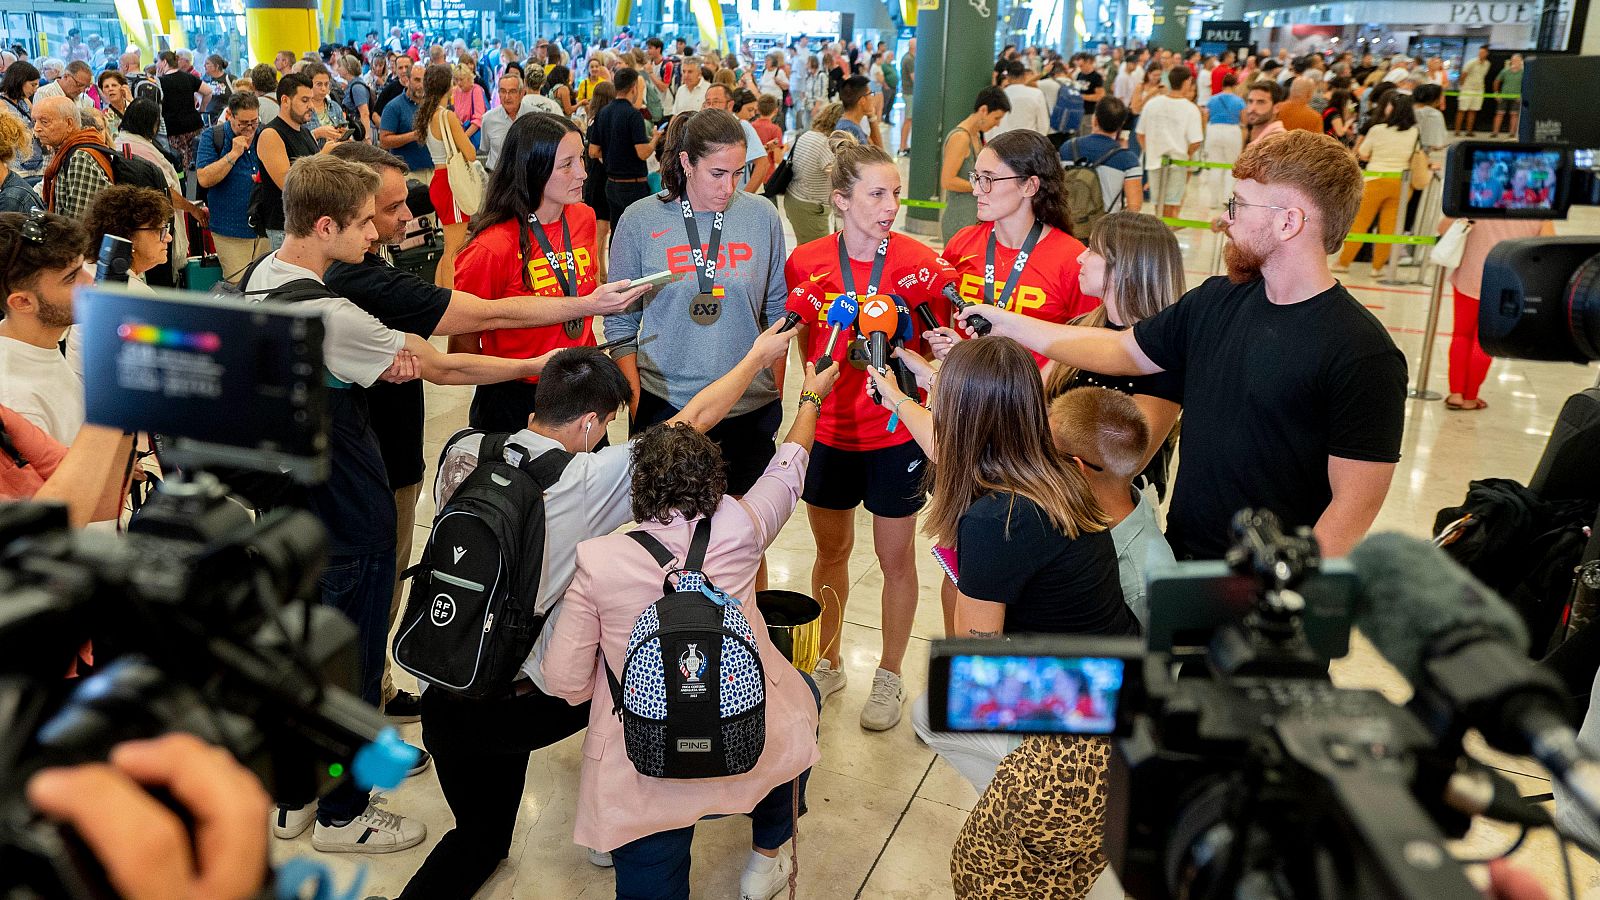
[1446,397,1488,411]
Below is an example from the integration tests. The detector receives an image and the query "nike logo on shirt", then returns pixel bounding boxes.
[650,229,671,239]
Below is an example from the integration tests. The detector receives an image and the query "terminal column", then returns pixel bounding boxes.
[247,0,319,67]
[903,0,999,238]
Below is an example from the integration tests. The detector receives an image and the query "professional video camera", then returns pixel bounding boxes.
[0,286,413,899]
[927,510,1598,900]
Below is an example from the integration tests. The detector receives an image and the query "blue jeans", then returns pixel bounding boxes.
[610,674,820,899]
[315,549,395,823]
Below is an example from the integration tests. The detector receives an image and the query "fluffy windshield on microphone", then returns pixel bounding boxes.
[1347,531,1529,684]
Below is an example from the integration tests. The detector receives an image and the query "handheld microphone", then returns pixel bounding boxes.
[915,259,991,336]
[857,294,898,374]
[815,292,858,373]
[96,234,133,284]
[777,310,803,333]
[892,298,921,397]
[1348,533,1599,819]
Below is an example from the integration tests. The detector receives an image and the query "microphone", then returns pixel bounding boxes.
[777,311,803,333]
[96,234,133,284]
[857,294,898,374]
[914,259,991,336]
[815,290,858,373]
[895,264,944,331]
[892,298,921,398]
[1348,533,1600,820]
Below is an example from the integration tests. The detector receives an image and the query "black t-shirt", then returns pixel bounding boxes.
[325,252,452,489]
[250,117,318,232]
[158,70,204,134]
[316,387,397,557]
[958,493,1138,637]
[594,99,649,179]
[1074,70,1105,113]
[1132,276,1407,560]
[374,76,403,116]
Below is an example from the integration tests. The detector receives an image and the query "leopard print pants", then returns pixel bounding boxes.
[950,735,1112,899]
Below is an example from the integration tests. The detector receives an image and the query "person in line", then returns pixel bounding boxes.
[783,140,945,731]
[95,70,130,136]
[336,55,372,140]
[1242,79,1285,146]
[1049,385,1177,627]
[783,102,842,245]
[253,73,339,249]
[541,355,841,900]
[581,80,616,281]
[1072,51,1106,130]
[1060,97,1142,215]
[34,59,96,124]
[702,84,769,190]
[938,86,1010,245]
[451,62,486,148]
[1335,94,1419,280]
[1134,64,1202,220]
[478,70,533,173]
[0,113,43,212]
[253,154,573,854]
[865,337,1136,800]
[670,58,707,114]
[593,68,661,226]
[83,184,172,294]
[1456,45,1491,136]
[0,210,89,443]
[1321,87,1356,149]
[378,57,434,178]
[109,97,208,286]
[1275,76,1322,133]
[605,109,790,510]
[834,75,880,149]
[34,95,111,221]
[988,59,1049,139]
[2,62,46,181]
[898,38,915,155]
[415,62,476,289]
[1491,54,1523,137]
[449,113,650,431]
[195,91,264,282]
[1436,214,1555,411]
[302,62,349,142]
[399,327,810,899]
[732,88,778,193]
[154,50,209,170]
[956,130,1406,561]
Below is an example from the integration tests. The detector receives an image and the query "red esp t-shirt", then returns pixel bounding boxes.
[784,232,946,452]
[942,222,1099,368]
[454,204,600,383]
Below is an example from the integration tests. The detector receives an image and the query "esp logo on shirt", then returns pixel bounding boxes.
[955,272,1047,313]
[665,243,756,274]
[526,248,595,294]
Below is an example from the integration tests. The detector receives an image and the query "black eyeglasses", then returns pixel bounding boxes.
[1070,454,1105,473]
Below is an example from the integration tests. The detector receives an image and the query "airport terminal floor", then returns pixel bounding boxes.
[265,159,1600,898]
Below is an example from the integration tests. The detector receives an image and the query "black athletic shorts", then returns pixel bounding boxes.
[802,438,928,519]
[633,391,782,496]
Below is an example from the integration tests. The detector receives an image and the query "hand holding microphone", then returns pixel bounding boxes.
[747,315,803,369]
[814,289,858,373]
[914,258,994,336]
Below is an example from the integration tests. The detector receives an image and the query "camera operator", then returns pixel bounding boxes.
[0,210,90,444]
[26,734,270,900]
[956,130,1407,560]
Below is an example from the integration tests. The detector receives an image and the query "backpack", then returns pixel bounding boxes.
[339,81,370,142]
[1061,137,1125,238]
[1049,79,1084,135]
[604,516,767,779]
[393,430,572,698]
[127,73,163,107]
[73,143,171,196]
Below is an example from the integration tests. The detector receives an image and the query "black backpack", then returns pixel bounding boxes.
[393,430,572,698]
[604,516,767,779]
[339,81,370,142]
[73,144,170,196]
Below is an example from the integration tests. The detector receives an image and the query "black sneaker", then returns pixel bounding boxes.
[406,745,431,778]
[384,690,422,723]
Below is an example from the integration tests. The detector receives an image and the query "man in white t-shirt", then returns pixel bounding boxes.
[1135,66,1203,218]
[672,58,710,114]
[989,59,1050,138]
[0,211,88,444]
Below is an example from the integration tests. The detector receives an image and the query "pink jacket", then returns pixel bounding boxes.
[542,443,821,852]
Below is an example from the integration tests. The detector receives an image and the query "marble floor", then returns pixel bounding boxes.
[269,184,1600,899]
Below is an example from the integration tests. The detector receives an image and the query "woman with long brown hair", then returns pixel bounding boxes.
[415,62,476,289]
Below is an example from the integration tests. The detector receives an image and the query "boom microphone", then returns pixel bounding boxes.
[858,294,898,374]
[815,290,858,373]
[1348,533,1600,819]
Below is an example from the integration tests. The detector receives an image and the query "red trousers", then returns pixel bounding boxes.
[1449,286,1493,401]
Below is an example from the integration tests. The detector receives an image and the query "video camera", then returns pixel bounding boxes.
[926,510,1577,900]
[0,286,412,899]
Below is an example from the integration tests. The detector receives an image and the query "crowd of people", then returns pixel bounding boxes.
[4,27,1538,900]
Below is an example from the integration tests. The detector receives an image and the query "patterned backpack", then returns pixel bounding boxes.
[604,516,767,779]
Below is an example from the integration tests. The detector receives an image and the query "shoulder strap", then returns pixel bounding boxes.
[626,530,677,570]
[241,276,335,305]
[480,432,508,464]
[684,516,713,571]
[0,417,28,469]
[518,447,572,489]
[438,426,485,472]
[1091,144,1122,168]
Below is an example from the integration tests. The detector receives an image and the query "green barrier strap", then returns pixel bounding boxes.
[1365,170,1405,179]
[1158,217,1438,245]
[900,198,947,209]
[1162,159,1235,170]
[1444,92,1521,99]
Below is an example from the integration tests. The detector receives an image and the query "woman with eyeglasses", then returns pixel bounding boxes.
[83,185,172,294]
[110,98,208,288]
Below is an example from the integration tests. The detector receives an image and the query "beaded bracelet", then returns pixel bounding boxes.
[798,390,823,411]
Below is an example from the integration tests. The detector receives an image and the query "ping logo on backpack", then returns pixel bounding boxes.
[604,516,767,779]
[393,430,572,698]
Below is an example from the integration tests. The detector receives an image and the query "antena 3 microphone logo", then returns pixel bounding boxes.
[861,297,892,320]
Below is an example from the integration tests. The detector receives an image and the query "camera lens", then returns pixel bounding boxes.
[1560,253,1600,362]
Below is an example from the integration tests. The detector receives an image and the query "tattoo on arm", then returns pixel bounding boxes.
[967,629,999,639]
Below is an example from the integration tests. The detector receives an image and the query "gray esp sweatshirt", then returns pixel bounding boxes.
[604,191,788,416]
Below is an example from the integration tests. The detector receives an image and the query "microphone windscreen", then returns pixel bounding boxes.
[824,293,859,331]
[893,297,916,343]
[789,281,826,316]
[1347,532,1530,684]
[857,294,898,337]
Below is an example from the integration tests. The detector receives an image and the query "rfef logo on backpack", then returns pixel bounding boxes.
[431,594,456,626]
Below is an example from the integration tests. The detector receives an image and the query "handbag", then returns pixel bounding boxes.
[1409,140,1435,191]
[1432,218,1472,269]
[441,110,486,216]
[762,137,799,199]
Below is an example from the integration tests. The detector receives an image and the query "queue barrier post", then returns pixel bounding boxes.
[1158,156,1171,217]
[1409,265,1449,402]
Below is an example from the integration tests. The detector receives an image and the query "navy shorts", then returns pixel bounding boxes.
[802,439,928,519]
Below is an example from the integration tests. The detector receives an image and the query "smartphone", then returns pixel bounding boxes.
[926,636,1144,737]
[594,333,633,353]
[633,269,676,290]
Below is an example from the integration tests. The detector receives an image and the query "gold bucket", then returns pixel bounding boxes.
[756,590,822,674]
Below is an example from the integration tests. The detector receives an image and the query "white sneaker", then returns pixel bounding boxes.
[272,804,315,839]
[860,668,904,731]
[310,797,427,854]
[739,846,793,900]
[810,659,847,702]
[587,848,614,868]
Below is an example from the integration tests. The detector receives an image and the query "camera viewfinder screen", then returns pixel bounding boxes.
[1468,148,1562,212]
[946,655,1124,734]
